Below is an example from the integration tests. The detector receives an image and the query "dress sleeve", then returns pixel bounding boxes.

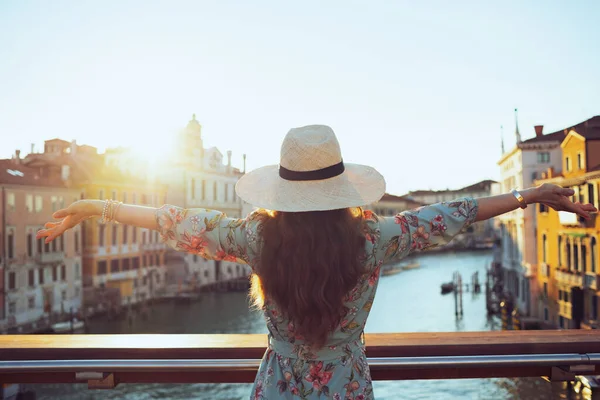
[375,197,479,264]
[155,205,256,265]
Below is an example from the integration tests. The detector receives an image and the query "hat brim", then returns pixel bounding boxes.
[235,163,386,212]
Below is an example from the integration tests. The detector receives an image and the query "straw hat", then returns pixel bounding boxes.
[235,125,386,212]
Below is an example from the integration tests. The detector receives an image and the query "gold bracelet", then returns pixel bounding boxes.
[511,189,527,209]
[111,201,122,224]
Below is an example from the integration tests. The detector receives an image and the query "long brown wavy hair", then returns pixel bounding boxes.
[249,207,366,348]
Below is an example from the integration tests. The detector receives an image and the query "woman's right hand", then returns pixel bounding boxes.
[36,200,102,244]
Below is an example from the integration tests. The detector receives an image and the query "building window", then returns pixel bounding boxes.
[61,264,66,281]
[132,228,137,244]
[123,258,130,271]
[558,236,563,266]
[74,263,81,280]
[542,234,547,263]
[59,235,64,252]
[35,195,43,212]
[6,192,15,210]
[213,181,218,201]
[544,307,549,321]
[74,231,79,253]
[37,237,43,254]
[133,257,139,269]
[28,297,35,310]
[112,225,117,246]
[39,268,44,284]
[142,231,147,245]
[578,153,584,170]
[574,242,579,272]
[204,270,209,278]
[566,240,572,269]
[111,259,119,273]
[537,152,550,163]
[582,244,588,273]
[589,183,596,209]
[193,254,198,263]
[592,295,598,320]
[7,231,14,259]
[44,239,49,253]
[539,203,548,213]
[52,265,57,281]
[8,302,16,315]
[50,196,57,212]
[28,269,35,286]
[26,194,33,213]
[123,225,128,245]
[99,225,105,247]
[543,282,548,297]
[51,237,57,253]
[531,171,537,182]
[202,180,206,200]
[8,271,16,290]
[27,233,33,257]
[566,156,571,172]
[592,237,597,273]
[97,260,107,275]
[61,290,67,301]
[225,183,229,202]
[191,178,196,200]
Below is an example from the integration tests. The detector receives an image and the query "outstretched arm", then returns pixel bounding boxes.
[373,183,597,264]
[36,200,255,264]
[36,200,159,243]
[475,184,595,222]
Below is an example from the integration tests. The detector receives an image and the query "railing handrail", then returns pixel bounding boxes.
[3,330,600,359]
[1,353,598,372]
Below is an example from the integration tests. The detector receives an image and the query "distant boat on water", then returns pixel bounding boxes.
[51,319,85,334]
[440,282,455,295]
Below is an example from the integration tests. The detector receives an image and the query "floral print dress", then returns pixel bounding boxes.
[156,198,479,399]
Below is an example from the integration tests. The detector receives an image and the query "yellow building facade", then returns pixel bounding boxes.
[536,118,600,329]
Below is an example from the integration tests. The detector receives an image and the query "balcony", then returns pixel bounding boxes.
[1,331,600,387]
[584,273,598,290]
[35,251,64,264]
[556,270,583,287]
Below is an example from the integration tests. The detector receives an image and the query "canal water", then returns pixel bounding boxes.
[27,250,573,399]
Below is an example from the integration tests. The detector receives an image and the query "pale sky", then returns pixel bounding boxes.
[1,1,599,195]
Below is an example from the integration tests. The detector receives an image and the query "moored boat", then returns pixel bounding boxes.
[51,319,85,334]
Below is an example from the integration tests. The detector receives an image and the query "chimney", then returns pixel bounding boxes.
[30,143,35,154]
[71,140,77,156]
[14,149,21,164]
[227,150,232,168]
[243,154,247,173]
[534,125,544,137]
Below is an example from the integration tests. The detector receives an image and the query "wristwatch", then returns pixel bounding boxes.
[511,189,527,209]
